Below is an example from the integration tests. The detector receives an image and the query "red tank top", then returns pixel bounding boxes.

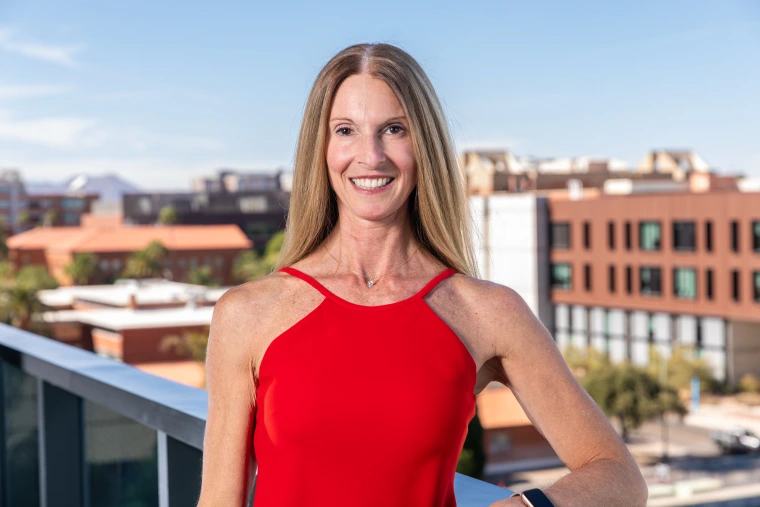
[252,266,477,506]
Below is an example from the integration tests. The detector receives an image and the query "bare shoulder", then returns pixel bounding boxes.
[430,273,546,363]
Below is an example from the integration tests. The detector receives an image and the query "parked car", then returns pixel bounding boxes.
[711,427,760,454]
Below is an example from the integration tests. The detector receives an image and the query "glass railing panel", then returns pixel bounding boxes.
[2,362,41,507]
[85,400,158,507]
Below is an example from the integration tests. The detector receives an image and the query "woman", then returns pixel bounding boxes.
[197,43,647,507]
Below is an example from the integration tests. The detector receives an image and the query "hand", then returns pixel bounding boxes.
[489,496,523,507]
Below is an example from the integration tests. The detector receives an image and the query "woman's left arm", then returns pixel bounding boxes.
[479,284,648,507]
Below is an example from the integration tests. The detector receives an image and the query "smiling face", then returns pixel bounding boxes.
[326,73,417,225]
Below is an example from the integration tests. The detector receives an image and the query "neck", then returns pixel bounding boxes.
[323,208,418,281]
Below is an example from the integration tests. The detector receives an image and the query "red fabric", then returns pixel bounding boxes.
[252,266,477,506]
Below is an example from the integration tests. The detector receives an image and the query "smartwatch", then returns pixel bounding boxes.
[510,488,555,507]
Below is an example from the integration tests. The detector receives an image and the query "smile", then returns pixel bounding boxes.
[349,177,394,191]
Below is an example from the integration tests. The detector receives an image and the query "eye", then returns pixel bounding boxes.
[335,126,353,136]
[385,124,405,135]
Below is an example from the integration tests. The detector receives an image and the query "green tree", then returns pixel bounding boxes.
[159,326,210,387]
[157,205,178,225]
[0,217,9,259]
[583,361,686,441]
[65,252,99,285]
[232,231,285,283]
[646,346,718,393]
[0,265,59,330]
[186,265,220,287]
[17,210,30,229]
[121,240,169,279]
[43,209,58,227]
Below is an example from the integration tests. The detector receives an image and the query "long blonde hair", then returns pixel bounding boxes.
[275,43,479,277]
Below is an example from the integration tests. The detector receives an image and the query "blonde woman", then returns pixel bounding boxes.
[197,43,647,507]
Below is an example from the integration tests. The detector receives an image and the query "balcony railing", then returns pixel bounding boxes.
[0,323,512,507]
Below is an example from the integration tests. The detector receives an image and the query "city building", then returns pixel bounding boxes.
[0,169,27,234]
[6,221,252,286]
[122,189,289,252]
[472,187,760,383]
[191,168,292,193]
[23,193,100,228]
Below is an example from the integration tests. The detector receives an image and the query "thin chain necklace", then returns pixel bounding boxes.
[322,241,421,288]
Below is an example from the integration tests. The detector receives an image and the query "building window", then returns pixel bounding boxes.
[584,264,591,291]
[753,271,760,302]
[673,221,696,252]
[731,220,739,252]
[705,221,713,252]
[190,257,198,269]
[626,266,632,294]
[640,266,662,296]
[625,221,631,250]
[179,258,186,269]
[550,222,571,249]
[608,221,615,250]
[706,268,713,300]
[551,263,572,290]
[640,222,661,251]
[647,313,655,342]
[99,259,109,272]
[609,265,616,293]
[673,267,697,300]
[61,198,84,209]
[215,256,224,267]
[732,269,740,301]
[753,221,760,252]
[239,196,268,213]
[583,221,591,250]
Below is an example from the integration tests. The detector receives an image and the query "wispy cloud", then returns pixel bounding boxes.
[0,110,97,148]
[0,84,70,99]
[0,27,84,67]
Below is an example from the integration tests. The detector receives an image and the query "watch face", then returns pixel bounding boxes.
[521,489,554,507]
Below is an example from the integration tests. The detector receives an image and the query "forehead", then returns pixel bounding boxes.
[329,73,406,121]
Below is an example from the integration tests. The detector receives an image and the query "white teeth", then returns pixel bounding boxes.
[351,177,392,190]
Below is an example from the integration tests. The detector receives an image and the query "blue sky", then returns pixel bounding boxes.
[1,1,758,189]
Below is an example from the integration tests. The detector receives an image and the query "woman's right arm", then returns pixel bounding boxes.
[196,286,260,507]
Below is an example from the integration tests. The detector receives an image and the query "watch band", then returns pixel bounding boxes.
[520,488,555,507]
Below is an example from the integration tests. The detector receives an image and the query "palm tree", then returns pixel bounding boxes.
[232,231,284,283]
[0,265,59,330]
[121,240,169,279]
[186,266,219,287]
[159,326,210,388]
[157,205,178,225]
[65,252,99,285]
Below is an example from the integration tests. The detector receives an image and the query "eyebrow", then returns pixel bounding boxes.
[329,115,407,123]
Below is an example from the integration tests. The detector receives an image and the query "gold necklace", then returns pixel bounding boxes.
[322,241,421,288]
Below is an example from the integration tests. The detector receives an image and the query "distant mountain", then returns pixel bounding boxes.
[25,173,144,203]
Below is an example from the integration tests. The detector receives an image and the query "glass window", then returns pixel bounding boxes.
[639,221,661,251]
[2,364,41,506]
[732,269,740,301]
[61,198,84,209]
[239,196,268,213]
[583,222,590,249]
[706,268,713,300]
[215,256,224,267]
[584,264,591,291]
[626,266,632,294]
[608,221,615,250]
[99,259,110,271]
[550,222,571,249]
[625,221,631,250]
[178,258,186,269]
[731,220,739,252]
[551,263,572,290]
[85,401,158,507]
[640,266,662,296]
[753,271,759,303]
[609,265,616,293]
[673,221,696,251]
[673,267,697,300]
[753,221,760,252]
[705,221,713,252]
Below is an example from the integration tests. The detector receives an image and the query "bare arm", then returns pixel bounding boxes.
[196,287,258,507]
[479,284,648,507]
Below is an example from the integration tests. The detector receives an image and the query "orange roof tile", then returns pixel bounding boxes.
[476,386,533,429]
[8,224,252,253]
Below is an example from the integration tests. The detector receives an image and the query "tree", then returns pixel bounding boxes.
[186,265,220,287]
[0,217,9,259]
[159,326,210,387]
[0,265,59,331]
[121,240,169,279]
[65,252,99,285]
[646,346,719,394]
[232,231,285,283]
[583,362,686,441]
[43,209,58,227]
[157,205,178,225]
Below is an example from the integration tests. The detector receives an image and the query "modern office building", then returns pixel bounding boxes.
[122,189,289,251]
[471,187,760,383]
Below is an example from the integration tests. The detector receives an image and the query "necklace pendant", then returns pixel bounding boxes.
[367,280,375,288]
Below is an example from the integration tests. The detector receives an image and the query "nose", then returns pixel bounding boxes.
[356,133,387,168]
